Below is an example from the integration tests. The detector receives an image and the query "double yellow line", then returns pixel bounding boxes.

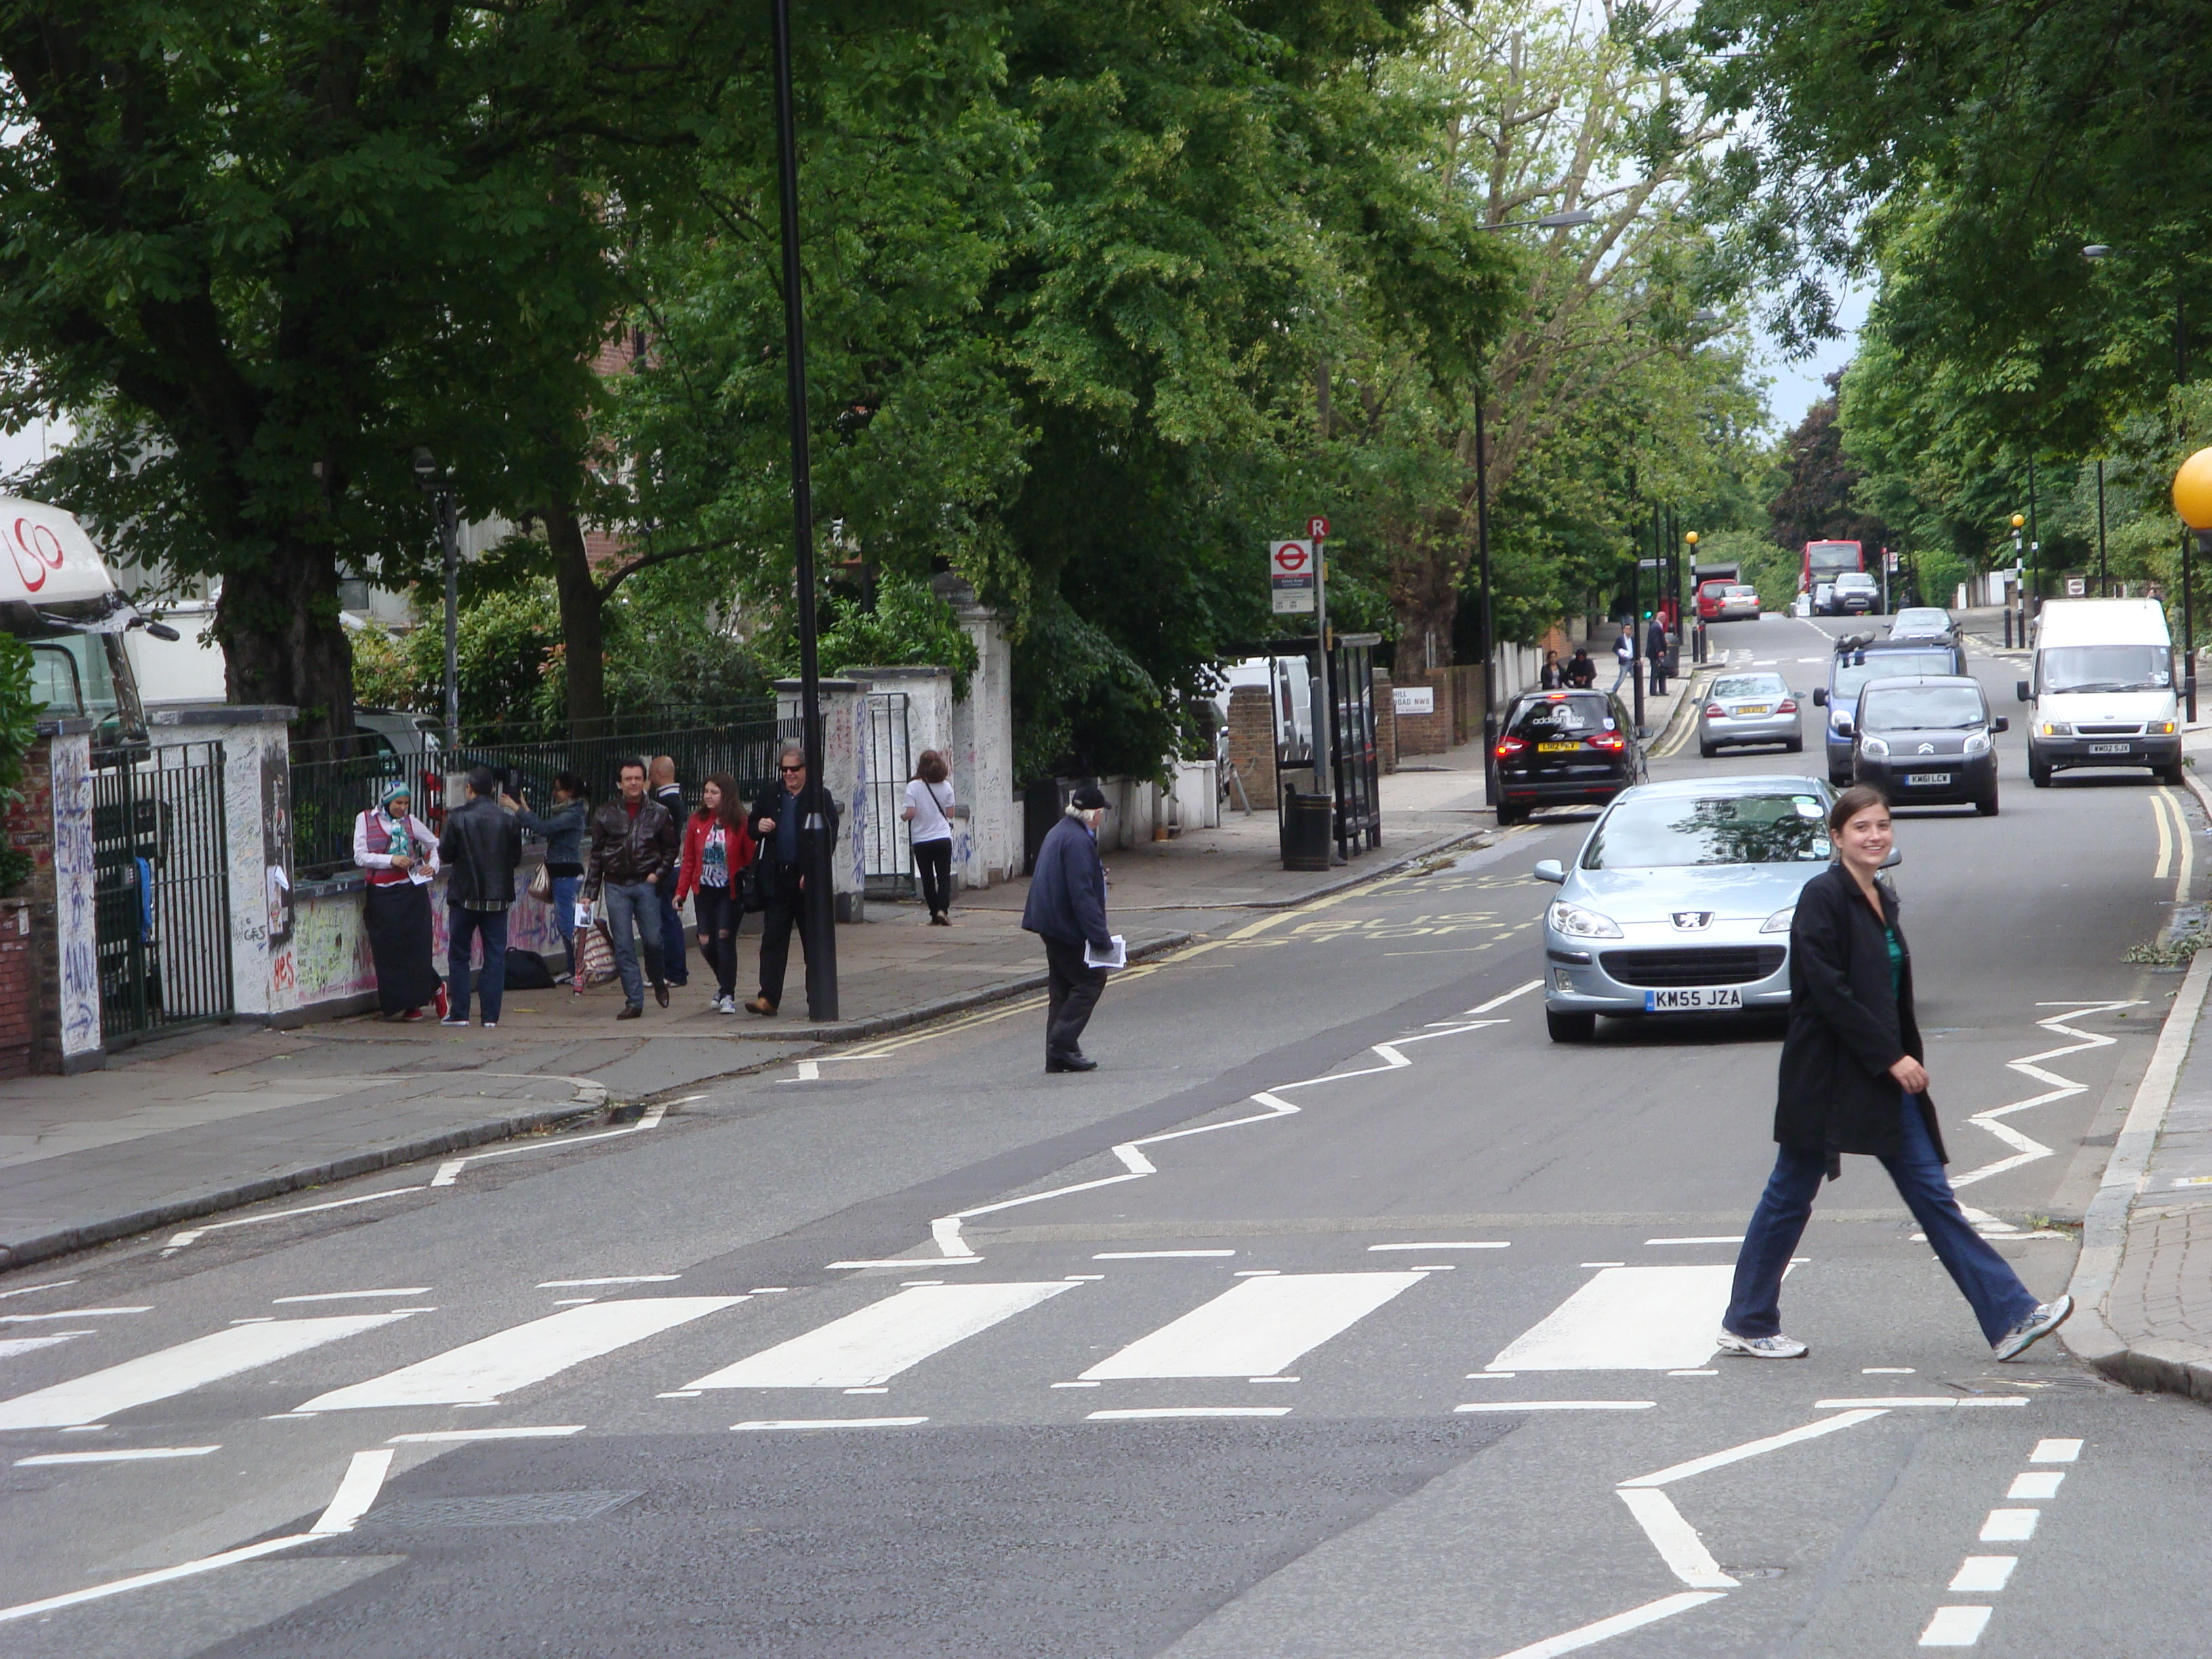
[2152,786,2195,905]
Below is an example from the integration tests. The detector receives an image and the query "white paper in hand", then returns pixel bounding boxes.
[1084,934,1127,972]
[575,901,594,930]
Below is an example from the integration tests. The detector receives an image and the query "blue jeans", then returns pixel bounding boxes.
[548,875,581,977]
[1724,1092,2039,1346]
[601,880,665,1008]
[447,905,509,1025]
[1610,657,1632,693]
[659,886,689,984]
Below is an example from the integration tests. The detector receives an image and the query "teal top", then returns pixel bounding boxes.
[1884,925,1904,997]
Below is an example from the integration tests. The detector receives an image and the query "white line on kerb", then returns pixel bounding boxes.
[1948,1000,2141,1195]
[1467,979,1544,1015]
[1483,1591,1725,1659]
[432,1101,666,1187]
[312,1448,393,1533]
[1615,1490,1735,1588]
[1622,1410,1888,1487]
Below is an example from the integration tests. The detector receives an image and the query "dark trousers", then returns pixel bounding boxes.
[914,838,953,918]
[756,865,807,1006]
[694,882,739,1000]
[1043,936,1107,1059]
[447,905,509,1025]
[659,887,689,984]
[1724,1092,2039,1346]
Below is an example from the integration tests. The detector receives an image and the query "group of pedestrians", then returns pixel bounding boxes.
[353,746,962,1027]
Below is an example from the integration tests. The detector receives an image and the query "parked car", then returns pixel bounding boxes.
[1888,606,1959,646]
[2018,597,2182,787]
[1812,581,1835,614]
[1828,571,1881,615]
[1813,636,1967,785]
[1698,672,1802,757]
[1493,689,1645,826]
[1702,583,1761,622]
[1851,675,2004,816]
[1534,775,1845,1041]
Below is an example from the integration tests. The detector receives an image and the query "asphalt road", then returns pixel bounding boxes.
[4,608,2210,1658]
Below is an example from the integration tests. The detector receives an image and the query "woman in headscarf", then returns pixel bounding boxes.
[353,780,445,1022]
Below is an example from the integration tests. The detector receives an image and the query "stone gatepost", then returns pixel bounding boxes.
[775,678,865,922]
[843,665,960,895]
[928,573,1017,888]
[1,720,101,1071]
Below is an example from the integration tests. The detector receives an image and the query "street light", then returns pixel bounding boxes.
[412,446,459,747]
[2171,449,2212,722]
[2007,513,2025,649]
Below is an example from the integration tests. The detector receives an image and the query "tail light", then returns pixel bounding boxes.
[1494,735,1528,760]
[1704,703,1725,718]
[1586,730,1627,752]
[1778,699,1798,714]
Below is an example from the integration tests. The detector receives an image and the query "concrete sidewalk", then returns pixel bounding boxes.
[0,745,1507,1271]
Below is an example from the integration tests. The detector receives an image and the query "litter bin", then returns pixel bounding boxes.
[1281,791,1332,872]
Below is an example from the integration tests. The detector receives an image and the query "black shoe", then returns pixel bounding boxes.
[617,1004,643,1021]
[653,981,670,1008]
[1046,1053,1098,1073]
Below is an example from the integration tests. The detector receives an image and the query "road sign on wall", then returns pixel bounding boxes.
[1271,538,1317,613]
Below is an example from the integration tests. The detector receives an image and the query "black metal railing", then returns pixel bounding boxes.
[91,741,234,1046]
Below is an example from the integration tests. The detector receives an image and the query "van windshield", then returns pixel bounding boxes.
[1859,685,1986,731]
[1833,651,1954,699]
[2041,644,2171,695]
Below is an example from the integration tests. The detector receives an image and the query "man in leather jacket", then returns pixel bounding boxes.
[585,758,680,1017]
[438,767,524,1027]
[743,745,840,1015]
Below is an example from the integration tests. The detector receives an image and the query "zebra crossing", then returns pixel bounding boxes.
[0,1258,1752,1437]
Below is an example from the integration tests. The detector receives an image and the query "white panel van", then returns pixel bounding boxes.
[0,499,171,750]
[2016,598,2181,786]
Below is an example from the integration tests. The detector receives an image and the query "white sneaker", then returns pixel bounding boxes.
[714,995,735,1015]
[1715,1330,1809,1359]
[1993,1296,2073,1360]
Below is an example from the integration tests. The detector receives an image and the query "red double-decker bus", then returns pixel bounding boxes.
[1801,539,1864,596]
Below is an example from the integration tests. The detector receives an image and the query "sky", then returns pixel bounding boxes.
[1755,281,1868,434]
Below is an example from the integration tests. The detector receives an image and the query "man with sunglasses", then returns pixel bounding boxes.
[745,745,838,1015]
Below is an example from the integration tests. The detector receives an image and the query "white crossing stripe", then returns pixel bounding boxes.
[686,1282,1075,1390]
[1919,1605,1994,1646]
[1080,1271,1425,1380]
[0,1333,91,1361]
[16,1446,218,1466]
[295,1297,741,1412]
[2007,1471,2062,1499]
[1979,1509,2037,1542]
[1948,1557,2015,1593]
[2028,1437,2081,1462]
[1486,1267,1734,1372]
[0,1315,413,1430]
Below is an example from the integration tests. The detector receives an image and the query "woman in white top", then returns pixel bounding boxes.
[902,750,957,925]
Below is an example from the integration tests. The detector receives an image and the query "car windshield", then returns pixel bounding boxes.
[1582,792,1831,869]
[1833,650,1954,699]
[2040,644,2171,695]
[1837,574,1876,590]
[1725,585,1757,597]
[1711,675,1786,700]
[1510,695,1610,739]
[1893,609,1949,632]
[1859,685,1986,731]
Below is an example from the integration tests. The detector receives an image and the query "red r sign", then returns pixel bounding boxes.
[1306,516,1330,540]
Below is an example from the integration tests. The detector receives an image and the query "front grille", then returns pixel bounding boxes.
[2076,724,2141,736]
[1599,946,1786,987]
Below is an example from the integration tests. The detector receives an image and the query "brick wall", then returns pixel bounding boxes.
[0,900,30,1078]
[1,735,63,1073]
[1371,670,1398,774]
[1225,685,1277,810]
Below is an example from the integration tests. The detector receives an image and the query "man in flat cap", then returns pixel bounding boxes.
[1021,783,1115,1072]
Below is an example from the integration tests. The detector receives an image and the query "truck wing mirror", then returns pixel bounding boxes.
[1992,716,2009,734]
[2015,680,2030,702]
[1811,688,1827,706]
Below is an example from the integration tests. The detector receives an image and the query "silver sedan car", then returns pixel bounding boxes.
[1535,776,1840,1042]
[1697,672,1803,757]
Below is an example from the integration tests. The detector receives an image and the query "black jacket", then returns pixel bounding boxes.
[438,794,524,909]
[747,783,841,899]
[1021,811,1111,951]
[1774,863,1946,1163]
[1563,653,1597,688]
[584,796,679,895]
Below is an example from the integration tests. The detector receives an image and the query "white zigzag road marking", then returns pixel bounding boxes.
[918,1018,1512,1261]
[1946,1000,2141,1218]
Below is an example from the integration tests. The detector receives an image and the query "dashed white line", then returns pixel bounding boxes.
[1093,1250,1235,1259]
[2030,1437,2081,1462]
[1454,1401,1655,1413]
[536,1275,681,1288]
[1485,1591,1726,1658]
[2006,1471,2063,1500]
[1919,1606,1994,1647]
[1086,1406,1292,1420]
[15,1446,219,1466]
[387,1426,584,1443]
[272,1290,431,1304]
[731,1417,927,1431]
[1979,1509,2038,1542]
[1948,1557,2016,1593]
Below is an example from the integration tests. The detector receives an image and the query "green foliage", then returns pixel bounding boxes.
[0,635,43,895]
[819,579,980,699]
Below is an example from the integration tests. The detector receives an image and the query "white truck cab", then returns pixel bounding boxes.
[2018,598,2181,787]
[0,499,171,753]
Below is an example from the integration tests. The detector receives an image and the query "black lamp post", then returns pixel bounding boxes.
[770,0,838,1018]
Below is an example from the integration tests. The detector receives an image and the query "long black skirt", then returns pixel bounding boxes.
[364,881,441,1015]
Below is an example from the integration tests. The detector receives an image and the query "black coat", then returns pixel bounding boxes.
[438,794,523,908]
[1774,863,1946,1163]
[1021,811,1111,950]
[747,783,840,899]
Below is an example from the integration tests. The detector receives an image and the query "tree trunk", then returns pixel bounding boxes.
[216,533,352,741]
[1386,516,1466,674]
[547,500,606,733]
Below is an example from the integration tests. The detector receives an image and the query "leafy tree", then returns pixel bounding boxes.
[0,636,42,894]
[1771,375,1887,553]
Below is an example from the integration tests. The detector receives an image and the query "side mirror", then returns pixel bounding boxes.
[1811,688,1828,707]
[1880,847,1902,869]
[2015,680,2030,702]
[1835,718,1853,737]
[142,621,181,642]
[1533,859,1567,884]
[1991,716,2009,734]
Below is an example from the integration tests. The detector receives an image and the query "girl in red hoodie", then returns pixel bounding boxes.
[676,772,757,1013]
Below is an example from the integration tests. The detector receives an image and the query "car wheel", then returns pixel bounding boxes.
[1976,789,1999,817]
[1698,739,1716,758]
[1546,1008,1596,1043]
[2028,756,2051,788]
[1784,738,1803,754]
[1829,769,1851,787]
[2159,760,2186,787]
[1496,803,1523,826]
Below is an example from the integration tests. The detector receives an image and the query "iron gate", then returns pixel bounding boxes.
[91,741,234,1045]
[1328,633,1382,857]
[861,692,914,897]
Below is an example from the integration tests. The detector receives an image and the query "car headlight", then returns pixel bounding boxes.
[2040,720,2071,737]
[1760,906,1795,934]
[1859,735,1889,758]
[1548,900,1623,939]
[2154,720,2178,735]
[1964,731,1991,755]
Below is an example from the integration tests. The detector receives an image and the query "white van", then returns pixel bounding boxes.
[2018,598,2181,786]
[1211,655,1313,761]
[0,498,170,750]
